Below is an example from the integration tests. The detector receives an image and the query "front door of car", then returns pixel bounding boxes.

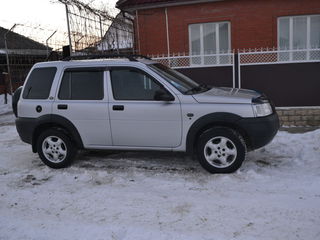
[52,67,112,147]
[108,67,182,148]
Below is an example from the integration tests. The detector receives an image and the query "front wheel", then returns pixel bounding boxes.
[37,129,77,168]
[197,127,246,174]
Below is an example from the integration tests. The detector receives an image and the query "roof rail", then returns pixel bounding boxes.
[62,54,152,61]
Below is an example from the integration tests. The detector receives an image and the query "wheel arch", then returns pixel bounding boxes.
[32,114,84,153]
[186,112,251,154]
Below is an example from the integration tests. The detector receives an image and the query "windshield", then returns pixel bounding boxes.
[148,63,207,94]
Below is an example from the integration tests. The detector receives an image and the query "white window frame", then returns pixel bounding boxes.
[188,21,231,65]
[277,14,320,60]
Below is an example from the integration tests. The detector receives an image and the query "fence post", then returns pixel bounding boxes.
[65,4,73,55]
[4,73,9,103]
[232,51,235,88]
[238,51,241,89]
[4,24,18,95]
[46,30,57,59]
[99,15,104,52]
[0,72,8,104]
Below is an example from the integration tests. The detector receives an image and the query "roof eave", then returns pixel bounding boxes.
[117,0,224,11]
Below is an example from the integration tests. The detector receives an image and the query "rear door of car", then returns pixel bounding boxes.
[19,67,57,118]
[52,66,112,147]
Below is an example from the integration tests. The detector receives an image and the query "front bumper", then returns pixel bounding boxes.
[238,112,280,150]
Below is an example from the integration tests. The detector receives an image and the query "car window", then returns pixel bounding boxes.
[58,70,103,100]
[110,68,162,100]
[23,67,57,99]
[148,63,199,93]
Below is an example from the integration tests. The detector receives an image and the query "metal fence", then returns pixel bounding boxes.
[152,48,320,89]
[0,50,47,94]
[238,48,320,88]
[152,52,235,87]
[58,0,134,55]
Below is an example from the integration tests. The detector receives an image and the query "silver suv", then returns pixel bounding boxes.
[13,55,279,173]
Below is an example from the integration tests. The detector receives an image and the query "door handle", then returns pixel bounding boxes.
[112,105,124,111]
[57,104,68,110]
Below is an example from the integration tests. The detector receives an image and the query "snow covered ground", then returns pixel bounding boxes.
[0,105,319,239]
[0,94,12,115]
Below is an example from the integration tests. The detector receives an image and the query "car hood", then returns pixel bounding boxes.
[192,87,261,104]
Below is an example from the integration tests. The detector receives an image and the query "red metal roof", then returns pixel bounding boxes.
[116,0,203,9]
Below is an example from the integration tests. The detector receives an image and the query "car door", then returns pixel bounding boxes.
[52,67,112,147]
[19,67,57,119]
[108,67,182,148]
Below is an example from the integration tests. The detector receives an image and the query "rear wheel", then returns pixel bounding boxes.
[197,127,246,173]
[37,129,77,168]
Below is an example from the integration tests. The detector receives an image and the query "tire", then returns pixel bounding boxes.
[197,127,246,174]
[37,129,77,168]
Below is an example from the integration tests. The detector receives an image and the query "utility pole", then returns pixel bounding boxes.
[4,24,18,95]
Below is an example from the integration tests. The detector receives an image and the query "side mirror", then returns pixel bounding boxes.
[154,89,175,101]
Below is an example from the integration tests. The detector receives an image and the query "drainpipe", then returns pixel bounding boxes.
[165,7,170,57]
[135,10,141,54]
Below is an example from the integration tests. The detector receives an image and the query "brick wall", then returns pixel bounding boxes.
[135,0,320,55]
[277,108,320,127]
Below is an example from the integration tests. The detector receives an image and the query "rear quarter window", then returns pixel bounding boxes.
[22,67,57,99]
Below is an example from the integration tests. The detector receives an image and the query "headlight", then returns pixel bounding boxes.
[252,103,273,117]
[252,95,273,117]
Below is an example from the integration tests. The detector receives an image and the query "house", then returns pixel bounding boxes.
[116,0,320,126]
[96,12,134,54]
[0,26,49,94]
[116,0,320,56]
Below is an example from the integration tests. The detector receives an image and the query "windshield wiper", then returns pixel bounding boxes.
[184,84,211,94]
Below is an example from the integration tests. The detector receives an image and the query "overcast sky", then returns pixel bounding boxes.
[0,0,118,45]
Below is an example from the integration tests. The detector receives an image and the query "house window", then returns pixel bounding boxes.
[189,21,231,65]
[278,15,320,60]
